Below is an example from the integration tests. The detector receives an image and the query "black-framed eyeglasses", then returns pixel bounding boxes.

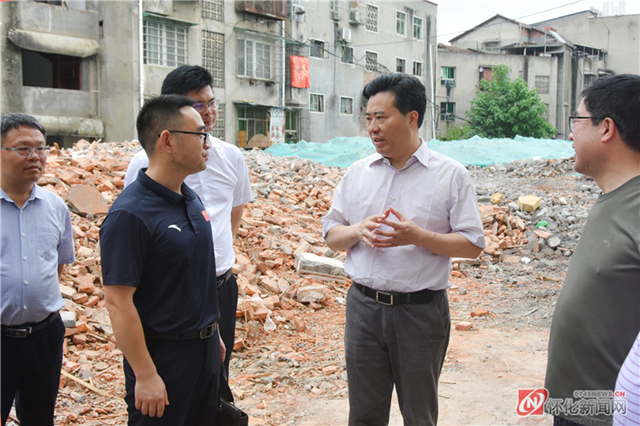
[568,116,605,133]
[1,146,51,158]
[192,100,216,113]
[160,130,209,144]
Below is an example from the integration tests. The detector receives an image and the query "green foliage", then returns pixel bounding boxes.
[439,123,474,141]
[467,64,557,139]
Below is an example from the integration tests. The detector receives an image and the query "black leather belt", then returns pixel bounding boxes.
[354,283,438,306]
[217,268,233,288]
[144,321,218,341]
[2,311,60,338]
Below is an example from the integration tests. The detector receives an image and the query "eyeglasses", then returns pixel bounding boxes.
[1,146,51,158]
[162,130,209,144]
[192,100,217,113]
[568,116,605,133]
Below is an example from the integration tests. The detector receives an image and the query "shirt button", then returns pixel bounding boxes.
[23,305,28,310]
[23,256,27,261]
[24,280,28,285]
[377,275,381,278]
[21,233,26,237]
[382,248,386,252]
[391,196,396,200]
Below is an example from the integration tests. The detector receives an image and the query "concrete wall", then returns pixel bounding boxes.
[537,13,640,75]
[0,1,101,141]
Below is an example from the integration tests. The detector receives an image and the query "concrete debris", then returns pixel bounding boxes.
[517,195,542,212]
[15,141,595,426]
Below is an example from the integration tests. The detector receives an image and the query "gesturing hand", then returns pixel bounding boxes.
[355,211,390,248]
[372,207,421,248]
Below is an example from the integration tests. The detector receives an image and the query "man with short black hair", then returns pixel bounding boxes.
[323,73,485,425]
[124,66,253,375]
[545,74,640,426]
[101,95,222,425]
[1,113,75,426]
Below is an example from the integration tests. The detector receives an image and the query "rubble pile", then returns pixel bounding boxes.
[5,141,594,425]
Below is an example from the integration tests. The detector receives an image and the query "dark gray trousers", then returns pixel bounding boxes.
[345,284,451,426]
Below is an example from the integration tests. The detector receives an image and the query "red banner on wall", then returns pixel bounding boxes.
[290,55,310,88]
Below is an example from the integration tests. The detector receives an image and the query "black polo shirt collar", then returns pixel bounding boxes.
[137,168,196,204]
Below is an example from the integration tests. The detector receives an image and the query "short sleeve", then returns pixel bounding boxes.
[56,200,76,264]
[449,169,486,249]
[99,210,151,287]
[322,169,352,237]
[231,148,254,206]
[123,150,150,188]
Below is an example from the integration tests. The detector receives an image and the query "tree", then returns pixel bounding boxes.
[467,64,556,139]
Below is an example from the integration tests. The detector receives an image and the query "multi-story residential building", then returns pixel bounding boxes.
[1,0,438,147]
[435,11,637,139]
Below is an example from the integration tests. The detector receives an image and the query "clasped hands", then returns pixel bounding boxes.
[355,207,419,248]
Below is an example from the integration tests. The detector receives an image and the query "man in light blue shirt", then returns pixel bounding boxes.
[1,113,75,426]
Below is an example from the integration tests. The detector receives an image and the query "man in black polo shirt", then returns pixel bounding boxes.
[100,95,223,425]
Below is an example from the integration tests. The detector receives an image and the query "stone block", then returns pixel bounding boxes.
[517,196,542,213]
[67,184,108,216]
[295,252,346,278]
[296,284,328,303]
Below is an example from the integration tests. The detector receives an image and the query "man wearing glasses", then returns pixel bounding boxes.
[1,113,75,426]
[124,66,253,378]
[101,95,222,424]
[545,74,640,426]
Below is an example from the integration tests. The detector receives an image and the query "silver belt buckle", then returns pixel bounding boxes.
[6,327,31,338]
[375,291,394,306]
[199,322,217,339]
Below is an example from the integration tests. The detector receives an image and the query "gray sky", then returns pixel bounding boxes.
[436,0,640,43]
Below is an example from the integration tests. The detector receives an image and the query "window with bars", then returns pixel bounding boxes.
[396,58,406,73]
[340,97,353,115]
[440,102,455,122]
[535,75,550,94]
[365,51,378,72]
[143,18,188,67]
[441,66,455,86]
[237,106,269,141]
[366,4,378,33]
[237,37,273,80]
[310,40,325,59]
[396,11,406,36]
[413,16,423,39]
[200,0,224,21]
[413,61,423,76]
[309,93,324,113]
[211,102,225,140]
[202,30,225,88]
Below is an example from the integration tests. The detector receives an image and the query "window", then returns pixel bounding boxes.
[285,109,299,143]
[201,0,224,21]
[340,97,353,115]
[441,66,455,86]
[238,106,269,142]
[366,4,378,33]
[310,40,325,59]
[483,41,500,52]
[535,75,550,94]
[310,93,324,113]
[238,38,273,80]
[413,61,423,76]
[22,50,81,90]
[202,30,225,88]
[440,102,455,122]
[396,58,406,73]
[480,66,495,83]
[330,0,339,20]
[396,11,406,36]
[341,45,354,64]
[144,18,188,67]
[365,51,378,72]
[413,16,423,40]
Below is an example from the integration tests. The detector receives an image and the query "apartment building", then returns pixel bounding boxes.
[1,0,438,147]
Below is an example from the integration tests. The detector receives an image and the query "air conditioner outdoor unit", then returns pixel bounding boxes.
[293,4,305,15]
[341,28,351,42]
[349,9,360,23]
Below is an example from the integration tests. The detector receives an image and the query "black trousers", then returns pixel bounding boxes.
[218,273,238,374]
[1,315,65,426]
[124,335,220,426]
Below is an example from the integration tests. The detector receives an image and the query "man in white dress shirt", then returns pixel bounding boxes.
[322,73,485,426]
[124,66,253,375]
